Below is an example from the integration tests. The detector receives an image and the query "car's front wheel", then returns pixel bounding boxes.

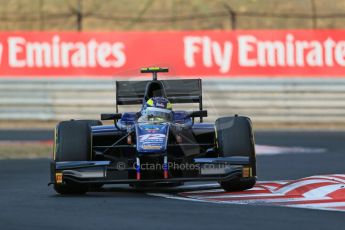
[52,120,101,195]
[215,116,257,192]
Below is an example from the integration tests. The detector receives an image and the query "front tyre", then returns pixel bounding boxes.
[52,120,101,194]
[220,177,256,192]
[215,116,256,192]
[54,183,88,195]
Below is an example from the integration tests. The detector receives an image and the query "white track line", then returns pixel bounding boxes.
[180,189,225,194]
[275,179,332,194]
[178,183,219,189]
[212,197,331,204]
[186,193,282,199]
[307,175,345,183]
[259,197,331,204]
[290,201,345,208]
[255,145,327,155]
[303,184,345,198]
[182,187,266,195]
[288,205,345,212]
[147,193,209,203]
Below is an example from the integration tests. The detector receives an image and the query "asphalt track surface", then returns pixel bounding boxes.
[0,130,344,230]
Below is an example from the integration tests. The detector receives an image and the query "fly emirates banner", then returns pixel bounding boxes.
[1,30,345,77]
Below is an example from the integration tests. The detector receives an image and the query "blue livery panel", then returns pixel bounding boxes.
[135,123,169,154]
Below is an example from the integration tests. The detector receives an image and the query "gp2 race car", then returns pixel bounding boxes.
[50,67,257,194]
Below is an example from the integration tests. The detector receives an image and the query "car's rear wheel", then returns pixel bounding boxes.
[215,116,256,192]
[53,120,102,194]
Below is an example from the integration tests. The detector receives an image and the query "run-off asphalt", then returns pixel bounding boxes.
[0,131,344,230]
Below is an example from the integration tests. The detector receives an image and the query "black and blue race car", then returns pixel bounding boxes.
[50,67,257,194]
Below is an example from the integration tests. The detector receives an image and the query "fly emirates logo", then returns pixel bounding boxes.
[0,35,126,68]
[184,34,345,73]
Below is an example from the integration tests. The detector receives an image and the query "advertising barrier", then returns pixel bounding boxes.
[1,30,345,76]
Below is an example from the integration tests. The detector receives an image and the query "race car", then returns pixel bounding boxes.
[50,67,257,194]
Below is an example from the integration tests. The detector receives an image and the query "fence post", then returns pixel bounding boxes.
[39,0,44,30]
[76,0,83,31]
[311,0,317,29]
[223,4,237,30]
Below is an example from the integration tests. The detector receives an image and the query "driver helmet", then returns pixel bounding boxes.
[141,97,173,121]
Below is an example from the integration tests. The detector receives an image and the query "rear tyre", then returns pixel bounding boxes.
[53,120,101,194]
[215,116,256,192]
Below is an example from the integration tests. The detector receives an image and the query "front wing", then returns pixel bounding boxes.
[50,156,254,185]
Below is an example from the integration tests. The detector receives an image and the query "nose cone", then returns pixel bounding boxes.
[136,123,169,153]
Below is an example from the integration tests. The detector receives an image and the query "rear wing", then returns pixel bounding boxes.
[115,79,203,112]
